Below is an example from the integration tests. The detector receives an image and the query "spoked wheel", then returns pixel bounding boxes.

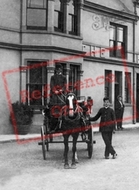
[45,118,49,151]
[87,125,93,158]
[41,125,46,160]
[46,138,49,151]
[88,142,93,158]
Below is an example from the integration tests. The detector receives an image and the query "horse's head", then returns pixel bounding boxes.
[65,92,78,117]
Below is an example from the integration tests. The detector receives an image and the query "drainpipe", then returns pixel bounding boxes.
[132,1,137,124]
[19,0,23,103]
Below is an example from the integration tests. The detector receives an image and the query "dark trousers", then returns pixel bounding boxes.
[116,108,124,128]
[101,131,116,157]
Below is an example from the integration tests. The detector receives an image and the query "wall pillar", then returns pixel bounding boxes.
[46,66,55,103]
[48,0,55,32]
[63,0,69,34]
[78,0,84,37]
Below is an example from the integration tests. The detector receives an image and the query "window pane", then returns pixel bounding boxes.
[110,40,114,48]
[29,84,42,105]
[27,61,47,107]
[69,65,80,95]
[117,27,123,42]
[68,0,78,35]
[54,11,64,30]
[116,42,123,57]
[125,72,131,103]
[28,0,46,8]
[30,67,42,84]
[54,0,64,31]
[110,40,115,57]
[110,26,115,40]
[27,9,46,27]
[54,0,61,10]
[68,0,74,15]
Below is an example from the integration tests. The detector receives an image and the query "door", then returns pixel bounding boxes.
[114,71,122,110]
[136,74,139,122]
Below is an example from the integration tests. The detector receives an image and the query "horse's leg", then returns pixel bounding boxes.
[63,134,70,169]
[71,133,79,169]
[72,149,79,163]
[75,151,79,163]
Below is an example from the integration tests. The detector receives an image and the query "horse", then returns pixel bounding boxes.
[60,92,85,169]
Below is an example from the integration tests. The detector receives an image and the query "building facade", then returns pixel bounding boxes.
[1,0,139,134]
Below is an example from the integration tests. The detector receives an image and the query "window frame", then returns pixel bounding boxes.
[125,72,131,104]
[109,22,127,59]
[26,0,48,30]
[68,0,79,36]
[54,0,65,33]
[26,60,48,109]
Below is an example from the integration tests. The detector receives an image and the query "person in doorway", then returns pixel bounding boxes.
[115,95,125,130]
[89,97,117,159]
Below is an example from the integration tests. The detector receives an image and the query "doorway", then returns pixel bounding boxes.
[114,71,122,110]
[136,74,139,122]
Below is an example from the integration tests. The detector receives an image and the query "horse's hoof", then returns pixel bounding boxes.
[71,163,77,169]
[64,163,70,169]
[75,159,79,163]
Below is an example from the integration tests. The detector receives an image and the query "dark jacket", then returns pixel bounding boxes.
[90,107,116,132]
[115,100,125,117]
[50,74,67,94]
[50,74,67,105]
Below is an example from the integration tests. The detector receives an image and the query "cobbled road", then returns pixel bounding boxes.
[0,128,139,190]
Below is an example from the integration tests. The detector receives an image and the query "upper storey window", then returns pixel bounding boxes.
[68,0,79,35]
[27,0,48,30]
[109,23,127,58]
[54,0,65,32]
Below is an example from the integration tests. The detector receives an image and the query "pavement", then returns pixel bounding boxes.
[0,123,139,143]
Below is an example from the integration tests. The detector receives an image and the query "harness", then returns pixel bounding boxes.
[61,104,83,117]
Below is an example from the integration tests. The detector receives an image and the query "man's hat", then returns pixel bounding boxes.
[55,63,62,70]
[117,95,122,99]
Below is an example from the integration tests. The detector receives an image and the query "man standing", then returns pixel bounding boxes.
[89,97,117,159]
[115,95,125,130]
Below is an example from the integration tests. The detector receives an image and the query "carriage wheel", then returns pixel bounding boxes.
[87,125,93,158]
[41,125,46,160]
[46,138,49,151]
[88,142,93,158]
[45,118,49,151]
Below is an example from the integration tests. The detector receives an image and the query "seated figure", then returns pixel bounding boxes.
[49,63,67,106]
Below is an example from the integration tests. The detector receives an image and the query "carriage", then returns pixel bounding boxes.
[38,92,95,168]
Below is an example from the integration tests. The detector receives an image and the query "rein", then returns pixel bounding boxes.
[63,111,81,122]
[56,92,66,104]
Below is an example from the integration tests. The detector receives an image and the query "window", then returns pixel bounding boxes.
[109,23,127,58]
[27,0,48,29]
[105,70,112,102]
[54,0,65,32]
[26,61,47,108]
[68,64,80,96]
[68,0,79,35]
[125,72,131,103]
[115,71,122,101]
